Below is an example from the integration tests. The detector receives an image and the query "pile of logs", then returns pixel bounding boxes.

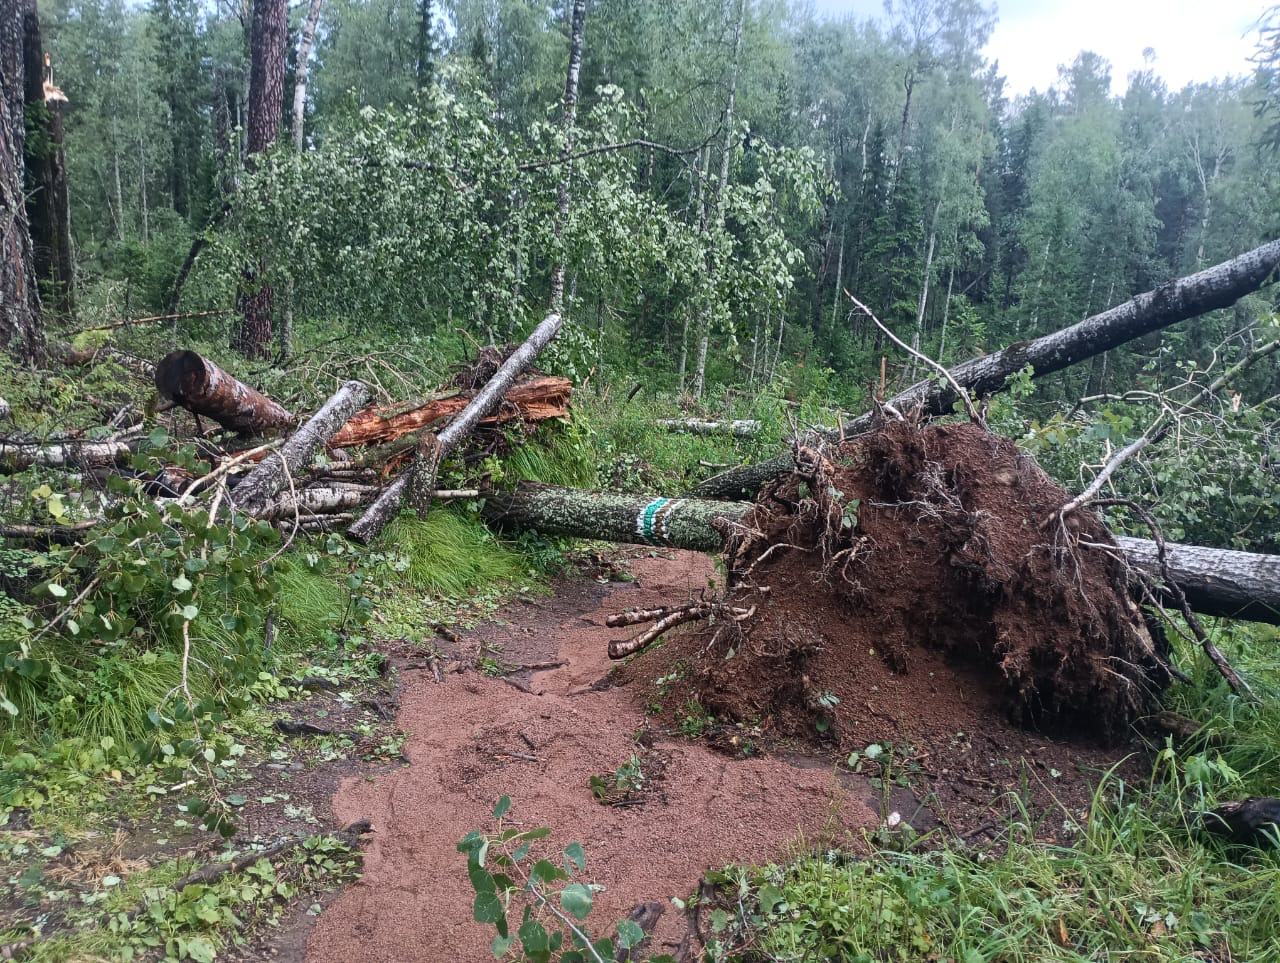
[0,333,574,536]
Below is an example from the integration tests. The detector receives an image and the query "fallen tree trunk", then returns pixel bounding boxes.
[485,482,1280,625]
[50,341,156,378]
[348,312,565,544]
[483,483,748,553]
[330,375,572,448]
[1116,536,1280,624]
[155,350,294,436]
[258,486,369,521]
[0,439,132,473]
[231,379,369,514]
[657,418,761,437]
[694,238,1280,499]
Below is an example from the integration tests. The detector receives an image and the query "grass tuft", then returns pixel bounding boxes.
[383,509,528,598]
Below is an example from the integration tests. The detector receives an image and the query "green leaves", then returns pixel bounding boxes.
[559,883,594,921]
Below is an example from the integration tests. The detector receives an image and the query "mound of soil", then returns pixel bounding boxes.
[624,421,1168,756]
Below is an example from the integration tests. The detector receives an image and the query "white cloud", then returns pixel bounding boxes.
[808,0,1264,95]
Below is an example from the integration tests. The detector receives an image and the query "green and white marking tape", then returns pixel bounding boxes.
[635,497,684,544]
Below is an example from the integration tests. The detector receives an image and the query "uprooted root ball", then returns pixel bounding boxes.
[635,421,1166,744]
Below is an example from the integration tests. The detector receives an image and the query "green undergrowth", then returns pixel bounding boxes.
[382,509,533,598]
[3,831,362,963]
[582,391,789,494]
[704,624,1280,962]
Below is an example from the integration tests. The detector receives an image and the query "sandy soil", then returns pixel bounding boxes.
[304,552,880,962]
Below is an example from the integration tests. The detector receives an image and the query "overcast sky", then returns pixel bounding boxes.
[808,0,1267,95]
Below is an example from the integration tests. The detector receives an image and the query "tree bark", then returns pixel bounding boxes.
[693,238,1280,500]
[0,0,42,364]
[415,0,432,90]
[290,0,323,151]
[155,350,294,435]
[0,439,131,473]
[657,419,761,437]
[485,482,1280,626]
[257,486,369,521]
[230,379,370,514]
[484,483,750,553]
[1115,536,1280,625]
[233,0,287,359]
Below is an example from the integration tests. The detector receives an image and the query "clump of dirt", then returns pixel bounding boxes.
[627,421,1168,751]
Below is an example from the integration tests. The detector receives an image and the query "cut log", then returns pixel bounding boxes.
[155,350,294,436]
[485,482,1280,626]
[231,379,369,514]
[693,238,1280,500]
[330,375,572,448]
[657,418,761,437]
[348,312,565,544]
[0,439,132,473]
[1116,536,1280,624]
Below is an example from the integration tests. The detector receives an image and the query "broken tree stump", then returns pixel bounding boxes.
[156,350,293,436]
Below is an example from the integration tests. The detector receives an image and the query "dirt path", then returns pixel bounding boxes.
[304,551,879,962]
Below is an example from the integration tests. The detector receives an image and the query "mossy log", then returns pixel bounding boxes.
[483,482,751,553]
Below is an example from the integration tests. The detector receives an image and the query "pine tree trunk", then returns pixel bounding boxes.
[155,350,294,434]
[20,3,69,315]
[415,0,432,89]
[0,0,42,363]
[234,0,287,359]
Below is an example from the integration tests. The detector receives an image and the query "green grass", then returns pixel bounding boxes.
[0,551,355,749]
[500,416,599,489]
[383,508,529,598]
[726,797,1280,962]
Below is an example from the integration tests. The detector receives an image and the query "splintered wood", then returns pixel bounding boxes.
[330,375,572,448]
